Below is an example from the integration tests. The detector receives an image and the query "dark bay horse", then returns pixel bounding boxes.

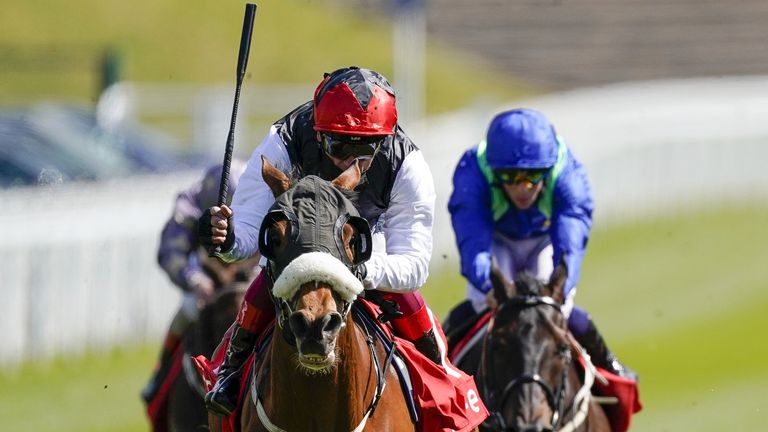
[165,267,248,432]
[452,264,610,432]
[212,157,416,431]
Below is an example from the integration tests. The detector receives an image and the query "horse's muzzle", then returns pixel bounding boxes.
[289,310,344,372]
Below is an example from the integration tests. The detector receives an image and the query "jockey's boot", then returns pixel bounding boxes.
[205,271,275,417]
[204,323,257,416]
[570,307,639,382]
[389,295,445,365]
[413,328,443,365]
[140,332,182,404]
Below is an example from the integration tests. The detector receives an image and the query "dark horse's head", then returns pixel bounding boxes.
[258,156,372,374]
[481,262,572,432]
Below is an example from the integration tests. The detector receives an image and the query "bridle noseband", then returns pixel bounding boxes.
[480,295,572,432]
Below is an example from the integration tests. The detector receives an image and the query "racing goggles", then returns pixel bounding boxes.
[321,133,386,160]
[494,168,549,185]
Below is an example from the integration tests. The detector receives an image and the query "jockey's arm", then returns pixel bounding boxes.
[157,188,212,292]
[219,126,292,263]
[363,150,436,293]
[550,160,594,297]
[447,150,496,293]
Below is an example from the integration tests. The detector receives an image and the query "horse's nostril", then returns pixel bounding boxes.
[323,312,343,335]
[289,312,311,338]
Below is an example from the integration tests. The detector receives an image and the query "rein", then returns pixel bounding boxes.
[250,284,394,432]
[479,295,594,432]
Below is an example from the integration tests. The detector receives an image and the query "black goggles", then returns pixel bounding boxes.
[494,168,549,185]
[321,133,386,160]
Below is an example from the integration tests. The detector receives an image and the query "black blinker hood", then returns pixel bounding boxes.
[259,176,372,278]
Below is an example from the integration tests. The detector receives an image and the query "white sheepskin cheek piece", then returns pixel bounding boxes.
[272,252,363,303]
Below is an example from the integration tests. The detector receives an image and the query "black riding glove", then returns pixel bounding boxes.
[197,209,235,253]
[364,289,404,323]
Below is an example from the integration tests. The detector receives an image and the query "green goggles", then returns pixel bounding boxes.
[494,168,549,185]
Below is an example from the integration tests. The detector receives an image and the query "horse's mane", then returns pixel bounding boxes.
[513,272,545,296]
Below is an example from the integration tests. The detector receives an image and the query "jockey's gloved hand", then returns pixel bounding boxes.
[473,252,493,293]
[188,271,215,304]
[365,290,404,323]
[198,206,235,253]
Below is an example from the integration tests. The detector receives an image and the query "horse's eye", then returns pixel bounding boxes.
[348,233,357,249]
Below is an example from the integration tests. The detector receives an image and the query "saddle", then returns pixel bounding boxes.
[193,299,488,432]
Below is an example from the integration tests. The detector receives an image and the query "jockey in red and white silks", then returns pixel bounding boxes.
[199,67,451,418]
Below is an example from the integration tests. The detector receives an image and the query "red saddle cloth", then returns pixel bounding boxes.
[356,299,489,432]
[145,346,185,432]
[577,356,643,432]
[193,300,489,432]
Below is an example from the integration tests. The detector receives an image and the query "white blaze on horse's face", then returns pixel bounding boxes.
[272,252,363,374]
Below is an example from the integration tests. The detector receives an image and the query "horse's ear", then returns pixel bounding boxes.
[261,155,292,197]
[547,259,568,304]
[332,160,362,191]
[490,258,516,305]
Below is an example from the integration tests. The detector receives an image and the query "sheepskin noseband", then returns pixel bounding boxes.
[272,252,363,303]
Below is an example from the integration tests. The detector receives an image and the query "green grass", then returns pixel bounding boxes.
[423,203,768,431]
[3,204,764,431]
[0,346,155,432]
[0,0,533,112]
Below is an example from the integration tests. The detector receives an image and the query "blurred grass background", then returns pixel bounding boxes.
[0,0,531,112]
[2,205,766,431]
[2,0,767,431]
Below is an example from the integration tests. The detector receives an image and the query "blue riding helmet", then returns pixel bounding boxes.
[197,159,247,209]
[486,109,559,170]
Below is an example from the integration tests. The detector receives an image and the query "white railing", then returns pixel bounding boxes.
[1,173,196,366]
[3,76,768,366]
[415,76,768,260]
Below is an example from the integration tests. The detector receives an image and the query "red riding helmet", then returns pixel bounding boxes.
[313,67,398,136]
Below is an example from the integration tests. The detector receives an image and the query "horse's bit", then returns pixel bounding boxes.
[480,295,572,432]
[249,302,394,432]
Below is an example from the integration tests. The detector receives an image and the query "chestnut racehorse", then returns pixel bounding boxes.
[452,264,610,432]
[211,157,416,431]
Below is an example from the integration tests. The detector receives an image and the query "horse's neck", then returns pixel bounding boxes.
[260,317,376,428]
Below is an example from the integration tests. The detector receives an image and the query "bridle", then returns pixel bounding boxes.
[250,263,393,432]
[479,295,573,432]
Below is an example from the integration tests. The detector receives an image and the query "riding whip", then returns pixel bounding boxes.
[210,3,257,257]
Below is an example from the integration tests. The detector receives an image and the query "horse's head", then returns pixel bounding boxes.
[259,156,372,374]
[482,262,572,432]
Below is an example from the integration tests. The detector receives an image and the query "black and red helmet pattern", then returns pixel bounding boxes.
[313,67,398,136]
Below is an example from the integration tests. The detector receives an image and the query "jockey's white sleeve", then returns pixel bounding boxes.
[220,126,291,263]
[364,150,435,292]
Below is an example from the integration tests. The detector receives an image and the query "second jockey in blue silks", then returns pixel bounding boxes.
[445,108,637,381]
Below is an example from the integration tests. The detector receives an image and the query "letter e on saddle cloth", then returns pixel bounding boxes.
[357,298,489,432]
